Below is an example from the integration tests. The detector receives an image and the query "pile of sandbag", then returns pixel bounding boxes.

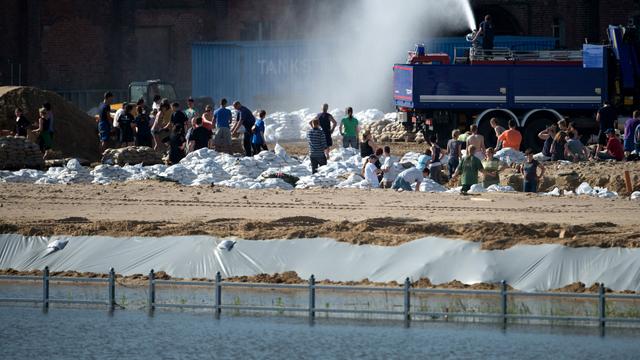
[363,119,393,138]
[101,146,163,166]
[363,120,417,142]
[0,86,99,160]
[379,122,416,142]
[0,136,44,170]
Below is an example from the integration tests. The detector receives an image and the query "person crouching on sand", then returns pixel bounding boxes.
[362,155,381,188]
[392,166,429,192]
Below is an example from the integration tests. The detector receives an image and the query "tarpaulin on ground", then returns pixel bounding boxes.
[0,234,638,292]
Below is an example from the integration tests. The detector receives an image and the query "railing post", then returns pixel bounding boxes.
[108,268,116,312]
[309,275,316,321]
[42,266,50,313]
[404,277,411,326]
[501,280,508,326]
[598,283,606,330]
[215,272,222,319]
[148,269,155,315]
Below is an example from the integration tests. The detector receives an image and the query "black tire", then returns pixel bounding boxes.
[523,115,557,152]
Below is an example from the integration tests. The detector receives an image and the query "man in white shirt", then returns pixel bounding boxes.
[391,166,429,192]
[381,146,400,188]
[112,103,127,147]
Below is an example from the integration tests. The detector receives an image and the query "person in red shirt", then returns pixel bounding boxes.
[497,120,522,150]
[597,129,624,161]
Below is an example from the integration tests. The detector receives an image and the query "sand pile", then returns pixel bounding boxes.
[499,161,640,195]
[102,146,163,166]
[0,86,99,160]
[0,137,44,170]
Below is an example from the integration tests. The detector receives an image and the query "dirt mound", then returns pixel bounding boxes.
[1,268,635,293]
[501,161,640,195]
[551,282,614,293]
[3,217,639,251]
[0,86,99,160]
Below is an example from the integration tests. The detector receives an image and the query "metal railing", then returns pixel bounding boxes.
[0,267,116,312]
[453,47,583,63]
[1,267,639,329]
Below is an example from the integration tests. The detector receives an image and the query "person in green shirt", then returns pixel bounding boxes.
[184,97,198,121]
[481,147,504,188]
[340,107,360,149]
[453,145,485,195]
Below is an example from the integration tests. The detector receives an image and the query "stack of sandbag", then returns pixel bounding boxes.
[0,136,44,170]
[0,86,100,160]
[363,119,393,139]
[376,122,415,142]
[101,146,163,166]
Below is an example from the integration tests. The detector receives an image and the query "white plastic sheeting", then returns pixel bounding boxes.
[1,234,638,292]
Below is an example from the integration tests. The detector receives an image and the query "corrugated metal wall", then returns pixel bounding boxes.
[193,36,555,111]
[192,40,336,111]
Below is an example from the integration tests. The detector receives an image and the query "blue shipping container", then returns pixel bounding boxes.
[192,40,337,111]
[192,36,556,111]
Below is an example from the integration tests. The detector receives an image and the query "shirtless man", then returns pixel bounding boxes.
[466,124,485,160]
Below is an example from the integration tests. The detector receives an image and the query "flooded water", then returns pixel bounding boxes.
[1,306,639,359]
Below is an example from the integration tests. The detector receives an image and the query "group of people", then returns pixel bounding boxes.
[9,92,639,195]
[301,100,640,194]
[532,103,636,163]
[96,92,269,164]
[11,103,55,158]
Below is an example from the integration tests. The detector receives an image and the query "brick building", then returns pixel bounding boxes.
[1,0,639,95]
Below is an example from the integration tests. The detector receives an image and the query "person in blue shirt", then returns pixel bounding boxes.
[251,110,268,154]
[213,98,233,152]
[98,92,114,152]
[472,14,495,51]
[231,101,256,157]
[118,104,135,147]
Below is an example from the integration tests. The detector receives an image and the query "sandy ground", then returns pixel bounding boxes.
[0,181,639,250]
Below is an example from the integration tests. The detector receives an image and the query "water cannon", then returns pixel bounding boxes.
[466,29,478,43]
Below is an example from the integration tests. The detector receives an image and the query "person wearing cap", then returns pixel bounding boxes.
[597,129,624,161]
[98,92,114,152]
